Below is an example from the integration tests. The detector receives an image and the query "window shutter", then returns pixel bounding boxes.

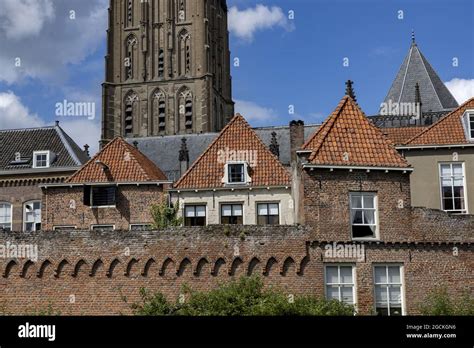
[83,186,91,206]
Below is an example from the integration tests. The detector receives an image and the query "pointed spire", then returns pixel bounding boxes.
[411,29,416,45]
[269,131,280,158]
[345,80,357,102]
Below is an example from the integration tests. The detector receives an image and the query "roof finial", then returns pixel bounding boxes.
[269,131,280,159]
[345,80,357,102]
[411,29,415,45]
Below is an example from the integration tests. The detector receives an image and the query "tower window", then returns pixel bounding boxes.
[124,92,138,137]
[179,89,193,131]
[126,0,134,27]
[153,90,167,134]
[158,49,165,78]
[125,35,137,80]
[178,0,186,22]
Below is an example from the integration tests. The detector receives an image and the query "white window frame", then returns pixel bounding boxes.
[23,200,41,232]
[349,192,379,240]
[438,162,468,214]
[373,264,405,316]
[324,264,357,308]
[464,110,474,140]
[90,224,115,231]
[222,161,251,185]
[32,151,50,169]
[0,202,12,231]
[53,226,77,231]
[256,202,281,225]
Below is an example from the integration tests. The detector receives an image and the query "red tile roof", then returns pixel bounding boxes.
[67,137,168,183]
[405,98,474,145]
[302,96,410,168]
[381,127,427,145]
[175,114,291,189]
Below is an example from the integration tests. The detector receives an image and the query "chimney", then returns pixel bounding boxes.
[83,144,90,157]
[289,120,304,166]
[179,137,189,176]
[269,131,280,159]
[133,141,139,149]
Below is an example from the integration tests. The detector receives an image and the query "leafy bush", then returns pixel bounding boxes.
[132,277,355,316]
[150,195,182,229]
[419,287,474,315]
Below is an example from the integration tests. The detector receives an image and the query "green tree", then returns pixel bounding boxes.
[419,287,474,315]
[132,277,355,316]
[150,195,182,229]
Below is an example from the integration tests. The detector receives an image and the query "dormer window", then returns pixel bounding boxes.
[223,162,251,185]
[33,151,50,168]
[469,112,474,140]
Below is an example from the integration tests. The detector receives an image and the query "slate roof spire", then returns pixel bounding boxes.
[380,35,458,114]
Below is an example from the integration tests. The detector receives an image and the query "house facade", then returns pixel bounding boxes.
[41,137,171,231]
[0,123,89,232]
[171,115,294,226]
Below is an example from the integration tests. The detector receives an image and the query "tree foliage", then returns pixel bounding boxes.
[132,277,355,316]
[150,195,182,229]
[419,287,474,315]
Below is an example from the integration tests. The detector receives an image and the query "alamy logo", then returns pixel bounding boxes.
[0,242,38,262]
[324,242,365,262]
[379,101,421,118]
[18,323,56,342]
[55,99,96,120]
[217,147,258,167]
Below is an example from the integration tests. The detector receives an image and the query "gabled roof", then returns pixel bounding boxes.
[404,98,474,146]
[381,126,427,145]
[67,137,168,183]
[381,40,458,113]
[0,124,89,172]
[174,114,291,189]
[302,96,410,168]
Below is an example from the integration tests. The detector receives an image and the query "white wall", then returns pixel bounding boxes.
[171,187,295,225]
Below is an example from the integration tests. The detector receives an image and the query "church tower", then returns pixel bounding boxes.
[101,0,234,144]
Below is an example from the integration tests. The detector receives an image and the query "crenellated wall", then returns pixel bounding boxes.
[0,224,472,316]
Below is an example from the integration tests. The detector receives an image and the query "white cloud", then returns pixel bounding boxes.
[235,99,278,124]
[228,4,294,42]
[0,0,55,40]
[0,0,108,84]
[0,91,100,155]
[445,78,474,104]
[0,91,44,129]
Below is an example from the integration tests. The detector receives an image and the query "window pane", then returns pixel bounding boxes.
[363,210,375,225]
[389,286,402,303]
[442,186,453,198]
[268,215,279,225]
[257,204,268,216]
[269,204,279,215]
[233,205,243,216]
[454,198,465,211]
[257,215,267,225]
[185,206,195,217]
[388,266,400,283]
[340,267,353,284]
[352,211,363,224]
[326,286,339,300]
[452,164,463,176]
[222,205,232,216]
[341,286,354,304]
[375,285,388,304]
[363,196,374,208]
[325,266,339,284]
[443,198,454,211]
[352,225,375,238]
[351,195,362,208]
[374,267,387,283]
[196,206,206,217]
[440,164,451,177]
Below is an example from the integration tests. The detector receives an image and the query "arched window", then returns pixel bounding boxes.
[177,0,186,22]
[0,203,12,231]
[124,92,139,136]
[178,30,191,76]
[178,88,193,132]
[23,201,41,232]
[152,90,167,134]
[125,0,134,27]
[125,34,138,80]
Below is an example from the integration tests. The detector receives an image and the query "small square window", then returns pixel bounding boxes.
[33,151,50,168]
[257,203,280,225]
[469,113,474,139]
[221,204,243,225]
[228,163,245,183]
[91,186,117,207]
[184,205,206,226]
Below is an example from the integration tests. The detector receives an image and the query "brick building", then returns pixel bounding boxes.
[40,137,171,230]
[0,123,89,232]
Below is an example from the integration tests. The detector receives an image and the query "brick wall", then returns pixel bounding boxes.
[41,185,165,230]
[0,226,471,315]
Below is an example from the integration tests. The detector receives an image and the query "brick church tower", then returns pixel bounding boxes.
[101,0,234,144]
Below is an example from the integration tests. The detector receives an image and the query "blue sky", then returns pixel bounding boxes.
[0,0,473,154]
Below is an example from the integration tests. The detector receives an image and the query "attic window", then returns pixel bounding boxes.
[469,113,474,140]
[223,162,250,185]
[33,151,50,168]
